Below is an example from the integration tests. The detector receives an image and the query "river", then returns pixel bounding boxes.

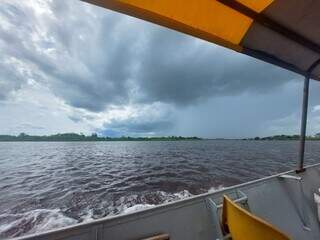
[0,140,319,239]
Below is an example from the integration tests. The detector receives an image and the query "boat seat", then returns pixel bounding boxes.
[222,195,290,240]
[140,233,170,240]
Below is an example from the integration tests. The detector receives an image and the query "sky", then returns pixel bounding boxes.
[1,0,320,138]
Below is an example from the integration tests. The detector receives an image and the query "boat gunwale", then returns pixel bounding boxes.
[12,162,320,240]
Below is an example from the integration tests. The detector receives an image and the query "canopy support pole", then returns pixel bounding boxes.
[296,59,320,173]
[297,75,310,173]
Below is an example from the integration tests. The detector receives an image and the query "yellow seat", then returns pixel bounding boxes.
[222,195,290,240]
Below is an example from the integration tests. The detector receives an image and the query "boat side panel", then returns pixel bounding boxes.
[100,200,215,240]
[15,200,216,240]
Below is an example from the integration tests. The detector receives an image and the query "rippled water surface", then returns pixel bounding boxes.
[1,140,320,239]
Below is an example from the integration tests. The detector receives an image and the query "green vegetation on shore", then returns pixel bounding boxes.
[245,134,320,141]
[0,133,201,142]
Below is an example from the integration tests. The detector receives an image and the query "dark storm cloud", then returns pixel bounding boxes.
[0,0,297,112]
[0,61,23,100]
[101,118,173,136]
[134,28,297,105]
[0,0,136,111]
[0,2,48,100]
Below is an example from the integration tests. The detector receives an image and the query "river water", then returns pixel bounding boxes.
[0,140,319,239]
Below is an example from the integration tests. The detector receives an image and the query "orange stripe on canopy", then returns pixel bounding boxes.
[82,0,320,80]
[237,0,274,12]
[84,0,273,52]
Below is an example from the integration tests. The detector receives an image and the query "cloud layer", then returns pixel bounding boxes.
[1,0,319,137]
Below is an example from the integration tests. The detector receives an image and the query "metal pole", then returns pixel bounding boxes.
[297,75,310,173]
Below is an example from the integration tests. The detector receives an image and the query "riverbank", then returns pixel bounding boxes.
[0,133,201,142]
[245,134,320,141]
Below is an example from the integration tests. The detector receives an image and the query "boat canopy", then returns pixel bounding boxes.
[84,0,320,80]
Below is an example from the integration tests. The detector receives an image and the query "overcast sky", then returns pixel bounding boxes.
[1,0,320,138]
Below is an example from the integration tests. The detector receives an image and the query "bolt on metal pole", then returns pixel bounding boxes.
[297,75,310,173]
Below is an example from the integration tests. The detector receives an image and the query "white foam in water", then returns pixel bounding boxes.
[208,185,224,193]
[122,204,156,214]
[31,209,77,233]
[0,186,224,239]
[0,209,77,238]
[80,209,95,223]
[119,188,223,215]
[170,189,193,199]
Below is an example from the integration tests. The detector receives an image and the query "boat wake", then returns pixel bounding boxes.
[0,187,223,239]
[0,209,77,239]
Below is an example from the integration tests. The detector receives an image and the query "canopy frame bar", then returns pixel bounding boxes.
[297,75,310,173]
[243,48,308,78]
[217,0,320,56]
[297,59,320,173]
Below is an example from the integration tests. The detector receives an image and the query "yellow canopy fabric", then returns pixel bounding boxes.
[222,195,290,240]
[83,0,320,80]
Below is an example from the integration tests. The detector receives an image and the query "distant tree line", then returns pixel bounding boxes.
[245,133,320,141]
[0,133,202,142]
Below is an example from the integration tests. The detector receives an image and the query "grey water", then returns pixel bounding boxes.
[0,140,319,239]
